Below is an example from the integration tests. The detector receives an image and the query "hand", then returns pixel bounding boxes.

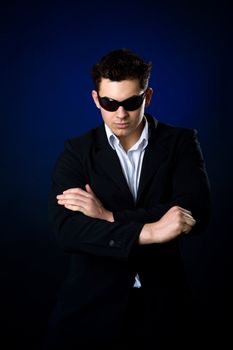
[56,184,114,222]
[139,206,196,244]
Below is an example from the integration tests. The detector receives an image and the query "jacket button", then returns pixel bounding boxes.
[109,239,115,247]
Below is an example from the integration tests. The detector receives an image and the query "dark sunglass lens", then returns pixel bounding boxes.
[99,97,119,111]
[123,95,144,111]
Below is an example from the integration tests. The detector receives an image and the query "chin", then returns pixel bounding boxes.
[114,130,129,137]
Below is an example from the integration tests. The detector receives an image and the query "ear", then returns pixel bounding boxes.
[145,88,153,107]
[92,90,101,109]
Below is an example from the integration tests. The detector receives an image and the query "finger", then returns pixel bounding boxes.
[85,184,94,195]
[64,203,82,211]
[183,222,194,233]
[63,188,90,197]
[171,206,192,216]
[185,215,196,226]
[63,188,80,193]
[61,198,88,207]
[179,207,192,216]
[183,227,191,234]
[183,219,196,234]
[57,193,90,201]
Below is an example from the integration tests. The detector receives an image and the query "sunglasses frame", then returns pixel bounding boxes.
[97,91,147,112]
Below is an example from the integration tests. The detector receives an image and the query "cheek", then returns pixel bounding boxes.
[101,110,113,125]
[133,110,144,124]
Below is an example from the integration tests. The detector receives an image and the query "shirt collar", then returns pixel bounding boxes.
[104,116,149,151]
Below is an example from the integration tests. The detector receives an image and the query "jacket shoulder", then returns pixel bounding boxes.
[64,124,104,153]
[146,113,197,138]
[157,120,197,137]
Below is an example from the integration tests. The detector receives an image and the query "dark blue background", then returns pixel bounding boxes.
[1,0,232,348]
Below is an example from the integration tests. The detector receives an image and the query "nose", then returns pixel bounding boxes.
[116,106,128,119]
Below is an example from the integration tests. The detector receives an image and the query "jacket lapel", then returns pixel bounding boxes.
[94,125,133,199]
[137,116,170,201]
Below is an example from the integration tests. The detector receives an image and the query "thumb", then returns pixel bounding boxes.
[85,184,94,194]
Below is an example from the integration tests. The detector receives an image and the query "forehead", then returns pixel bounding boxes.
[99,78,141,99]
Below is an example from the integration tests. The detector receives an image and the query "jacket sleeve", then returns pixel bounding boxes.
[113,129,211,235]
[48,140,144,259]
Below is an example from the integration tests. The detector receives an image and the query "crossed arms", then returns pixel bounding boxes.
[49,126,211,258]
[57,184,196,244]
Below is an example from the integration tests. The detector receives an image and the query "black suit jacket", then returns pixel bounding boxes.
[47,114,211,347]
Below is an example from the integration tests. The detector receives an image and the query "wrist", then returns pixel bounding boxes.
[139,223,154,244]
[139,222,162,244]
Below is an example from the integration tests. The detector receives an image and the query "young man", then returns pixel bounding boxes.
[45,49,211,349]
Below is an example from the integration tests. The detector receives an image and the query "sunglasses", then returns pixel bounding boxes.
[97,91,147,112]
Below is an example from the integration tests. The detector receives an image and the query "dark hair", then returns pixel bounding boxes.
[91,48,152,92]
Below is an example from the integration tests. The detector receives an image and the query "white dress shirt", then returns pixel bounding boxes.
[105,117,149,288]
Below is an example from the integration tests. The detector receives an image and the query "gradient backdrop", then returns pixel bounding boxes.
[1,0,232,348]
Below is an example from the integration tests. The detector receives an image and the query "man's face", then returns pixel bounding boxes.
[92,78,153,149]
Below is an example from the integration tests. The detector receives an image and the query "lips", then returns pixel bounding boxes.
[115,123,129,128]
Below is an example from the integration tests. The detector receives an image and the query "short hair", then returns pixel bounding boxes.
[91,48,152,92]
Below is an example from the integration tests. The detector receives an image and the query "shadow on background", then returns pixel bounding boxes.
[1,0,232,348]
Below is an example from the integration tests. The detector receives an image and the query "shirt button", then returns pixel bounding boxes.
[109,239,115,247]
